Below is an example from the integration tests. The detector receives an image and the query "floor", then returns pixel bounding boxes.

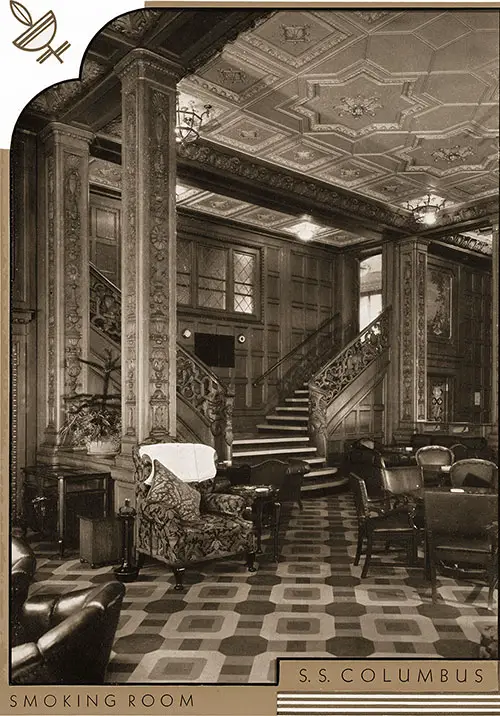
[28,491,497,684]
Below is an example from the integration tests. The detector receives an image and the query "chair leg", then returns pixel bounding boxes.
[246,551,257,572]
[172,567,185,591]
[272,501,281,562]
[354,527,364,566]
[361,533,373,578]
[137,552,146,571]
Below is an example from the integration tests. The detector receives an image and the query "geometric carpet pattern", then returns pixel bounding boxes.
[27,492,497,683]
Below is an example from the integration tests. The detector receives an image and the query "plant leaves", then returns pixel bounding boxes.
[10,1,32,26]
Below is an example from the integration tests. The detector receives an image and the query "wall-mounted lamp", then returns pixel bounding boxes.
[181,328,192,339]
[237,334,246,344]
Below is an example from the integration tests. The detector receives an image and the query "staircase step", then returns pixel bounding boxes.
[301,475,348,492]
[304,466,338,479]
[233,436,309,446]
[232,446,318,458]
[257,423,308,433]
[303,456,329,466]
[276,406,309,413]
[294,389,309,396]
[266,414,308,423]
[284,397,309,404]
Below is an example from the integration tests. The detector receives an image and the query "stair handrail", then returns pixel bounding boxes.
[309,306,392,401]
[253,312,341,387]
[90,262,121,294]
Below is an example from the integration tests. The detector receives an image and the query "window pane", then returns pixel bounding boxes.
[198,246,227,309]
[234,251,255,314]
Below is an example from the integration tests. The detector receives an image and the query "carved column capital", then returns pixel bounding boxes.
[115,48,181,87]
[39,122,94,148]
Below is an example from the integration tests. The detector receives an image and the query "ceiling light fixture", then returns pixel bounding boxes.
[292,217,317,242]
[175,94,211,146]
[406,193,446,227]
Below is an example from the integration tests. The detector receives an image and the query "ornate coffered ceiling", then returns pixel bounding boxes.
[25,8,499,251]
[179,8,498,217]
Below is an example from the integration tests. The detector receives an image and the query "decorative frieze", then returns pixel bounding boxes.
[178,141,408,229]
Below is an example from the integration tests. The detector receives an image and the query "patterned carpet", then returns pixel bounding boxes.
[27,491,497,684]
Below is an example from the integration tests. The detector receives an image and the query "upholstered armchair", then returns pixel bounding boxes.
[133,443,257,590]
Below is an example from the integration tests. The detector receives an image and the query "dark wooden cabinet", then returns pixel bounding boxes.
[79,515,121,568]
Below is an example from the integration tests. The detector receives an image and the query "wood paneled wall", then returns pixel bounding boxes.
[427,251,492,424]
[177,213,343,432]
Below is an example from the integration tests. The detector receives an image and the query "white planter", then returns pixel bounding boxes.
[87,438,120,457]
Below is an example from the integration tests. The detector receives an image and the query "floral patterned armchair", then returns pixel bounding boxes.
[133,443,257,590]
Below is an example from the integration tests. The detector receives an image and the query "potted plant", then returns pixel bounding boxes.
[61,350,121,457]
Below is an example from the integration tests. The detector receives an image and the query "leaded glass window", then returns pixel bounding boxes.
[176,237,259,317]
[233,251,255,314]
[177,238,192,305]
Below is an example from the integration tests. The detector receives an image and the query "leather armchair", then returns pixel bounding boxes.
[11,537,37,647]
[11,582,125,684]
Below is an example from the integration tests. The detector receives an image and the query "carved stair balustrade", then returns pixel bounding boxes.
[90,263,121,346]
[308,307,392,456]
[89,264,234,459]
[176,345,234,462]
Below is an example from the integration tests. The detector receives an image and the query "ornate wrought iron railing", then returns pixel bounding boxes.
[253,312,346,399]
[90,263,121,347]
[309,307,392,456]
[89,264,233,459]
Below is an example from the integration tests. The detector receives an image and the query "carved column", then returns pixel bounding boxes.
[395,239,428,438]
[382,240,398,443]
[489,220,498,449]
[38,123,93,449]
[115,49,179,450]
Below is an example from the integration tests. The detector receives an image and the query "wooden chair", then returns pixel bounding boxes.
[449,459,498,490]
[415,445,453,487]
[246,458,309,510]
[349,474,420,578]
[424,491,498,609]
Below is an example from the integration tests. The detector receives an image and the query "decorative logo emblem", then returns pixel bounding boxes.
[218,69,247,85]
[431,145,474,163]
[280,24,310,44]
[10,1,70,64]
[334,94,382,119]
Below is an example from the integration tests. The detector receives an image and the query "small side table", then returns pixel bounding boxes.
[228,484,281,561]
[23,464,112,558]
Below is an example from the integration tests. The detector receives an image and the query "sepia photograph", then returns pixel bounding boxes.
[5,1,499,710]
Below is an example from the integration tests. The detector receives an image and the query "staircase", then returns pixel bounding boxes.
[232,384,345,493]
